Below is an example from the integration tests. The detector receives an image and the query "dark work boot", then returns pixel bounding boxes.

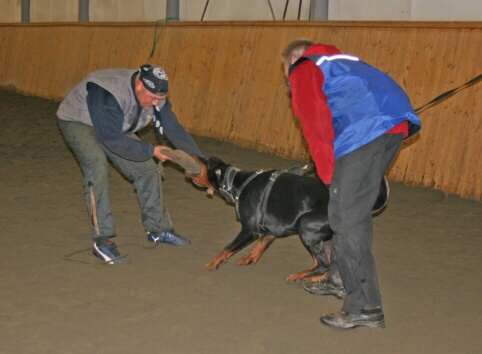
[320,310,385,329]
[302,278,346,299]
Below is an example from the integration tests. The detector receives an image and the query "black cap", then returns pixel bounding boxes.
[138,64,169,95]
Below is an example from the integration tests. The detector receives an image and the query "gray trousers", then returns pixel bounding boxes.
[58,119,173,240]
[328,133,404,315]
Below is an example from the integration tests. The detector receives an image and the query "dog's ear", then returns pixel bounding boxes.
[208,156,227,168]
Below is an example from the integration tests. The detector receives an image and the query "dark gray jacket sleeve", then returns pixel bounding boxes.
[158,100,204,157]
[86,82,154,161]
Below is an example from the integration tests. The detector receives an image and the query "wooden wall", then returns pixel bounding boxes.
[0,21,480,201]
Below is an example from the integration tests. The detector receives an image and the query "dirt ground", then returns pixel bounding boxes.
[0,88,481,354]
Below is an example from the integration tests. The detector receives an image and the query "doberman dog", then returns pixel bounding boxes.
[186,155,388,283]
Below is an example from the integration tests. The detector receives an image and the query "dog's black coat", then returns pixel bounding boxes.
[197,156,333,279]
[191,156,388,280]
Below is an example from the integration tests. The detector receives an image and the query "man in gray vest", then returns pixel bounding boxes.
[57,64,203,264]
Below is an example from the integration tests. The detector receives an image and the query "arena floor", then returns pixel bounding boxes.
[1,89,480,353]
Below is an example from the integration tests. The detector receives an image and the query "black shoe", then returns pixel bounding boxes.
[302,279,346,299]
[321,311,385,329]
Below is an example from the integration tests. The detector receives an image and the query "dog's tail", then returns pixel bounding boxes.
[301,162,315,174]
[285,162,315,176]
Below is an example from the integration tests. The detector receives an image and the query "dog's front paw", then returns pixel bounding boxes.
[205,249,234,270]
[204,261,220,271]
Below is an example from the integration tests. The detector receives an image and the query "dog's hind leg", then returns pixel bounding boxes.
[284,253,328,283]
[299,240,332,282]
[301,272,330,283]
[285,219,332,282]
[236,234,276,265]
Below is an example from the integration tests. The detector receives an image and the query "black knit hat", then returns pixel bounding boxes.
[138,64,169,95]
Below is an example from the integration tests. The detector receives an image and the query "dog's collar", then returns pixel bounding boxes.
[218,166,240,203]
[218,166,263,204]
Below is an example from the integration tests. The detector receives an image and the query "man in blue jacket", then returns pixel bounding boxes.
[282,39,421,329]
[57,64,203,264]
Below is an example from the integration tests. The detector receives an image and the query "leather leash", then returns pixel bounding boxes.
[415,73,482,114]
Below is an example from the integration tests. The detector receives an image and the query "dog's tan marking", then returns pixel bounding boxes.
[205,249,236,271]
[301,272,329,283]
[186,155,216,194]
[284,253,327,283]
[236,234,276,265]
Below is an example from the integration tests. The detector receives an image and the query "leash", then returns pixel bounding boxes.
[62,239,163,264]
[144,18,481,114]
[201,0,210,21]
[415,73,482,114]
[145,18,176,64]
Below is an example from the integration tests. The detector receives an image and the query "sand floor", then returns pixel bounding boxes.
[0,89,481,353]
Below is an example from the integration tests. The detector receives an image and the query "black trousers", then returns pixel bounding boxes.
[328,133,404,315]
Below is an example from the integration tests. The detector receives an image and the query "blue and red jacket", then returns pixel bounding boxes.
[288,44,421,184]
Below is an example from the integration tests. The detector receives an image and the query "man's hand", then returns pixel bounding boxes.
[153,146,173,162]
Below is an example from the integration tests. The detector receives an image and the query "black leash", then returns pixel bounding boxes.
[145,18,175,64]
[63,247,131,265]
[62,241,162,265]
[415,73,482,114]
[201,0,210,21]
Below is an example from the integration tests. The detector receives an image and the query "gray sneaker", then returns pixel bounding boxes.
[302,279,346,299]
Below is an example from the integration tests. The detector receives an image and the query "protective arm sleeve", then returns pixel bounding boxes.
[290,61,336,185]
[86,82,155,161]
